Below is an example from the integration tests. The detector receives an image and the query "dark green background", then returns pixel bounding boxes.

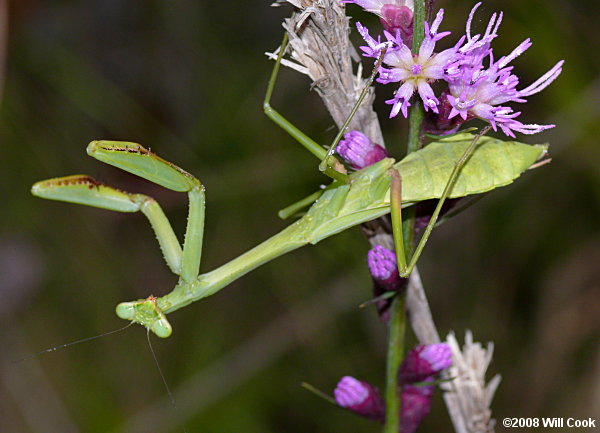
[1,1,598,432]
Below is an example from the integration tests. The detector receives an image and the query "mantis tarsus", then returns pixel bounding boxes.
[31,35,548,338]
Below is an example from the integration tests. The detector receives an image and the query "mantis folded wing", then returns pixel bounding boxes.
[31,134,547,337]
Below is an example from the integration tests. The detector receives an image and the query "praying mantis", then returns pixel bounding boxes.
[31,36,548,338]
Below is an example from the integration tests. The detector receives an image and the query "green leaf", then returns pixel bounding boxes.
[302,134,547,244]
[395,133,548,202]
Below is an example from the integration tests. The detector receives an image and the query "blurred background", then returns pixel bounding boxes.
[0,0,598,432]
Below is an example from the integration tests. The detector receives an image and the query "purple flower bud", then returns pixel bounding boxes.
[401,383,435,433]
[398,343,453,385]
[367,245,407,323]
[342,0,414,40]
[334,376,386,421]
[380,4,413,42]
[368,245,399,283]
[336,130,389,170]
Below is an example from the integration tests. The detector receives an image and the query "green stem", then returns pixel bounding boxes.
[383,1,427,432]
[401,0,427,266]
[407,0,426,156]
[406,101,424,155]
[383,293,406,433]
[411,0,426,53]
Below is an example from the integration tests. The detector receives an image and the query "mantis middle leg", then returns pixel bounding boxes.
[390,126,492,277]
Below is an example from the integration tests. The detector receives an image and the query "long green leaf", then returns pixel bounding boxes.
[304,133,547,243]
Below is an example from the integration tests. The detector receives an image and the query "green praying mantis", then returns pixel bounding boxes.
[31,36,548,338]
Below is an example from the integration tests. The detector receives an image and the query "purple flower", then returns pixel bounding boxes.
[446,2,564,137]
[334,376,385,421]
[401,383,435,433]
[398,343,453,385]
[342,0,414,42]
[357,10,463,118]
[336,130,389,170]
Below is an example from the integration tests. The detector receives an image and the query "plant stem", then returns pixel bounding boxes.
[383,1,427,432]
[383,293,406,433]
[407,0,426,154]
[403,0,427,251]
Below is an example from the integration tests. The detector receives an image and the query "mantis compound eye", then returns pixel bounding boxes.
[115,302,136,321]
[150,317,173,339]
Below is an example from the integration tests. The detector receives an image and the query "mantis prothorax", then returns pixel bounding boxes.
[31,35,547,337]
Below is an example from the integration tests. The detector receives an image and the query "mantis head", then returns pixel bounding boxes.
[115,296,173,338]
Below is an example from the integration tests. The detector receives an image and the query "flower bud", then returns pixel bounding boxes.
[380,4,414,43]
[336,130,389,170]
[399,343,453,384]
[334,376,385,421]
[367,245,400,285]
[401,383,435,433]
[367,245,407,323]
[342,0,414,41]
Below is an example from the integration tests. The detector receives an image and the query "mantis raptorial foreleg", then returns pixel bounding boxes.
[85,141,206,283]
[32,142,207,281]
[31,174,184,275]
[31,140,208,337]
